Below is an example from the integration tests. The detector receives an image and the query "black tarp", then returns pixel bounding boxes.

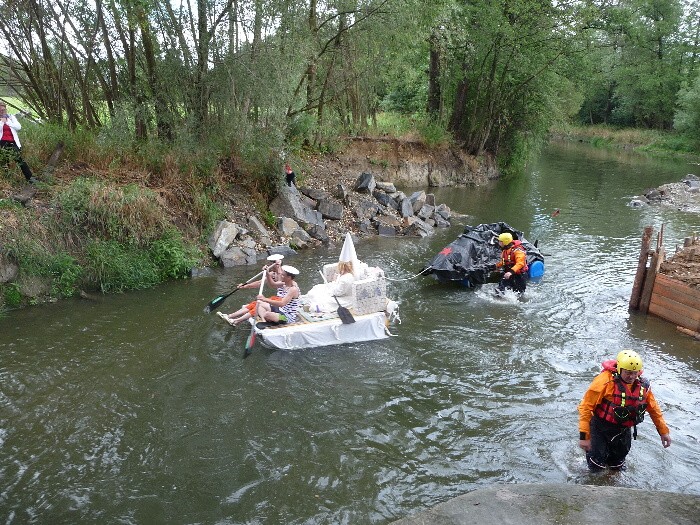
[423,222,544,287]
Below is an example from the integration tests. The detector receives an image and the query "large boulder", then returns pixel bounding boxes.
[220,246,257,267]
[355,172,376,193]
[318,198,344,220]
[269,185,325,228]
[208,221,240,258]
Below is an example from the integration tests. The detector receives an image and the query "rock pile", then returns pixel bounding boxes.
[208,171,462,267]
[629,174,700,212]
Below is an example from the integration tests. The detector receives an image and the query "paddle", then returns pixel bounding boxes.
[203,270,263,313]
[244,269,267,358]
[333,295,355,324]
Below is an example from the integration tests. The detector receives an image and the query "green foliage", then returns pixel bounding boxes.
[84,240,160,293]
[417,118,452,147]
[674,74,700,145]
[0,199,23,210]
[2,283,22,308]
[193,192,224,234]
[286,113,317,151]
[84,231,199,293]
[373,113,415,137]
[3,239,82,299]
[45,253,83,297]
[261,209,276,228]
[56,177,168,245]
[26,123,100,163]
[574,0,685,130]
[148,230,200,280]
[590,136,614,148]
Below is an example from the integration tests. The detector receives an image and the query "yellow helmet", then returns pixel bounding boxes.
[498,232,513,245]
[616,350,643,373]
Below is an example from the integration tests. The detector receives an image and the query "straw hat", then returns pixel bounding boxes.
[281,265,299,275]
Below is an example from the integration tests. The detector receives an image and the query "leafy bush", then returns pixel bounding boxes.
[262,209,276,228]
[192,192,224,234]
[84,239,160,293]
[674,74,700,146]
[417,118,452,148]
[45,253,83,297]
[3,222,83,299]
[149,230,200,280]
[85,232,199,292]
[2,283,22,307]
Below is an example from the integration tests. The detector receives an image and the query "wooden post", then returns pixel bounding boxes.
[639,246,664,314]
[629,226,653,311]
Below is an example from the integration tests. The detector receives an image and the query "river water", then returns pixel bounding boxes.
[2,142,700,524]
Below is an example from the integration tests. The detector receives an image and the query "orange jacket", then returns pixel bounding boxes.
[496,241,527,274]
[578,369,669,439]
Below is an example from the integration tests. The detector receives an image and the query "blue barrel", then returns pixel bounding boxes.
[529,260,545,282]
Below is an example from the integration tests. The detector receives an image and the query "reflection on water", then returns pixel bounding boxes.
[2,142,700,523]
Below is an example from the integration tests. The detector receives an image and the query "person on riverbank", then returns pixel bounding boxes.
[578,349,671,472]
[495,232,527,295]
[0,102,36,184]
[256,264,301,324]
[218,255,284,326]
[284,163,296,187]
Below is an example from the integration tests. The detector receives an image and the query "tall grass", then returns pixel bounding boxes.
[552,123,699,158]
[56,178,169,245]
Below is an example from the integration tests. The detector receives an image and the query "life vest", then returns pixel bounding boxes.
[594,360,649,427]
[500,241,529,274]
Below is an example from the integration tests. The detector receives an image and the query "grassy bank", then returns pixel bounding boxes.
[0,111,458,313]
[551,124,700,161]
[0,122,285,313]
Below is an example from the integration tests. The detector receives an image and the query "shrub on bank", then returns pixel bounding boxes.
[0,178,201,305]
[56,177,169,245]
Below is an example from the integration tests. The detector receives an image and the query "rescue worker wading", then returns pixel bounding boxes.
[578,350,671,472]
[495,232,528,295]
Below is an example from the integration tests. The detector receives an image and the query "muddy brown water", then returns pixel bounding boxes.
[1,142,700,523]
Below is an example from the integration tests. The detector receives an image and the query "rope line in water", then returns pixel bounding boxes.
[384,266,432,282]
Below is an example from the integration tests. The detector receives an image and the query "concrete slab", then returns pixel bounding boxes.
[391,483,700,525]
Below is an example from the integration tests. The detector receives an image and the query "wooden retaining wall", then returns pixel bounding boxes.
[630,225,700,337]
[648,274,700,332]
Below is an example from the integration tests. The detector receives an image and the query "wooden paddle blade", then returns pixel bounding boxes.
[337,305,355,324]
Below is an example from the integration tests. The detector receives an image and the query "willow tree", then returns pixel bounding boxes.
[607,0,684,128]
[441,0,579,173]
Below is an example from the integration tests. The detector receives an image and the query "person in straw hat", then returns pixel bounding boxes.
[217,254,284,326]
[255,264,302,324]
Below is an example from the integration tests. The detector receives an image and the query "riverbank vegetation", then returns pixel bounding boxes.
[1,0,700,310]
[552,124,700,161]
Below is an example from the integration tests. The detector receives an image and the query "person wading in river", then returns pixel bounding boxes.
[495,232,528,295]
[578,349,671,472]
